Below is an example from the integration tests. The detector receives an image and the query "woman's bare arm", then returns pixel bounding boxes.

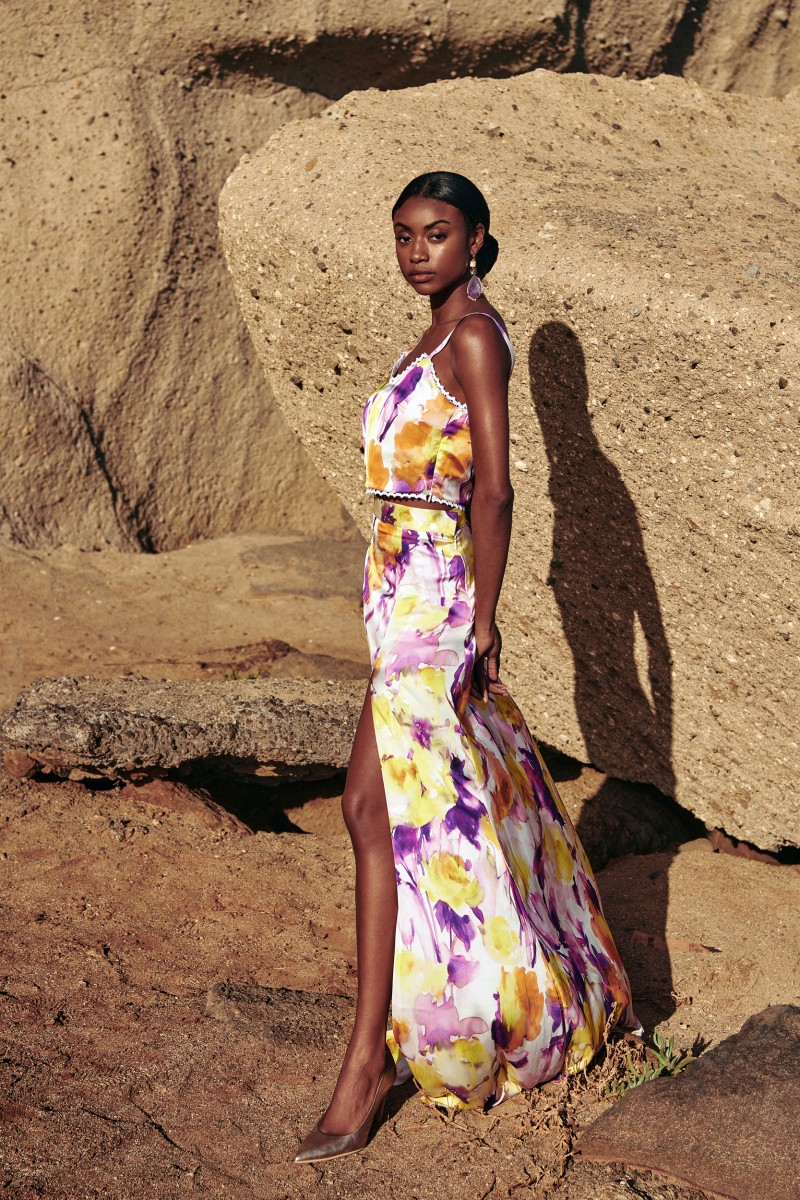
[449,317,514,699]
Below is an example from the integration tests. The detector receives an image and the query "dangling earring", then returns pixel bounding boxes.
[467,257,484,301]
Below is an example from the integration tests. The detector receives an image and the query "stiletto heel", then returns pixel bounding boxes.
[294,1046,396,1164]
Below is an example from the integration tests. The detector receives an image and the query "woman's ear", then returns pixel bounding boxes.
[470,223,485,258]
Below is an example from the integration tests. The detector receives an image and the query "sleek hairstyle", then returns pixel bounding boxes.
[392,171,499,278]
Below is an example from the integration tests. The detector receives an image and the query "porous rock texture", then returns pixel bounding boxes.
[1,3,796,552]
[583,0,800,97]
[220,70,800,851]
[0,675,364,780]
[0,0,579,552]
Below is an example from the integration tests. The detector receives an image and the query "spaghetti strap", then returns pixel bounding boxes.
[430,311,515,373]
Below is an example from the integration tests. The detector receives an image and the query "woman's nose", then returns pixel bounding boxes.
[409,239,428,263]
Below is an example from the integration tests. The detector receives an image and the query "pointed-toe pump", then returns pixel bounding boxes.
[294,1047,396,1164]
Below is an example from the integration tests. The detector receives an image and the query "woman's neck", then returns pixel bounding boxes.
[428,277,473,327]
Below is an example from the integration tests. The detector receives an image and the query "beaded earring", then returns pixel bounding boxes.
[467,257,484,301]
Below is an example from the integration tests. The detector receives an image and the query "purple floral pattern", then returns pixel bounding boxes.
[364,499,640,1111]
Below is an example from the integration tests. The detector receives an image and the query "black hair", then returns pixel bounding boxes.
[392,171,499,278]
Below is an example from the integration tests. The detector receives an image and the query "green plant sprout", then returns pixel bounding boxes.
[605,1029,695,1099]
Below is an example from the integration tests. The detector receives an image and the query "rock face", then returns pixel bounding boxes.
[583,0,800,97]
[1,4,796,552]
[0,1,578,552]
[0,6,341,551]
[576,1005,800,1200]
[0,675,364,779]
[596,838,800,1042]
[219,70,799,851]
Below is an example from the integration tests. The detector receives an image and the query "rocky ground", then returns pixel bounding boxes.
[2,760,798,1199]
[2,5,799,1198]
[1,528,798,1199]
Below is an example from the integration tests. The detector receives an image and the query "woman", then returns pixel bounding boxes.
[294,172,640,1164]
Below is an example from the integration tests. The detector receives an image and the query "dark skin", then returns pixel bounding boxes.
[391,196,515,698]
[315,196,514,1136]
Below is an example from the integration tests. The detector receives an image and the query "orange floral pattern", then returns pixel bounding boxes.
[362,353,474,509]
[363,500,641,1111]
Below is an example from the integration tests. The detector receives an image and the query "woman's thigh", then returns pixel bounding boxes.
[340,684,390,848]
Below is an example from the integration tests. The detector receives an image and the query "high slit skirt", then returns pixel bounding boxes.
[363,498,640,1111]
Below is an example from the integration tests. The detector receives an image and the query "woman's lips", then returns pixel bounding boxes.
[409,271,434,281]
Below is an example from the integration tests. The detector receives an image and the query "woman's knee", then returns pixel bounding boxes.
[341,784,389,844]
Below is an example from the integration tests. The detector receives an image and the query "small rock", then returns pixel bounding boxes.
[746,264,760,277]
[576,1005,800,1200]
[118,780,251,835]
[778,377,788,389]
[2,748,37,779]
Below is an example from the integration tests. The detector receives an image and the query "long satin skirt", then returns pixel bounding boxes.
[363,497,639,1111]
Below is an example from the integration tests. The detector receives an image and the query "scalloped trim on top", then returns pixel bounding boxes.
[387,352,427,383]
[387,353,469,411]
[429,362,468,411]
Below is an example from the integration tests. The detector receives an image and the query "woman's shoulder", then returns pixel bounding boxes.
[450,306,514,364]
[452,304,509,339]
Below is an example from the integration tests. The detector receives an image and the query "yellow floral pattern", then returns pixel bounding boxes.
[362,352,474,509]
[363,498,641,1111]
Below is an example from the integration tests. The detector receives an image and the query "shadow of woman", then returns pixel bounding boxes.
[529,321,678,1030]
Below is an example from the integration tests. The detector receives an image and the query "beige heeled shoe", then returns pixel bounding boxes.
[294,1046,397,1164]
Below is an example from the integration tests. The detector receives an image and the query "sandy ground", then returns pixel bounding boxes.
[2,531,798,1199]
[2,766,798,1200]
[0,531,368,713]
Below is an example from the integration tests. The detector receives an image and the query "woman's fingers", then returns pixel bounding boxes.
[470,628,508,702]
[470,650,509,701]
[470,653,486,700]
[485,648,509,696]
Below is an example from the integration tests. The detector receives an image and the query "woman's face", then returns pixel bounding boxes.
[392,196,483,297]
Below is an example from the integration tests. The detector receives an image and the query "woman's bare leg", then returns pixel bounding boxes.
[317,684,397,1134]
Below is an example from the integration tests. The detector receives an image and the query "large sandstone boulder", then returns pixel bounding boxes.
[1,3,795,552]
[219,70,799,851]
[0,1,578,552]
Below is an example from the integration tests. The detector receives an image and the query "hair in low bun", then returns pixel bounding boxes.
[392,171,500,278]
[476,232,499,279]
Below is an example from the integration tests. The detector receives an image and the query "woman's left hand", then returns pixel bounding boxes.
[471,622,509,702]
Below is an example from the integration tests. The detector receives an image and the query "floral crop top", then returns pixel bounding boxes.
[362,312,515,511]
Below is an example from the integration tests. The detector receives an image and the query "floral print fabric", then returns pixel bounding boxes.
[364,498,640,1111]
[362,352,474,510]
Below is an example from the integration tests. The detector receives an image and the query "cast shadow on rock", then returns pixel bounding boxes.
[529,321,678,1030]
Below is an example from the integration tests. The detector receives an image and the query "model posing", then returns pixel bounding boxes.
[295,172,640,1164]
